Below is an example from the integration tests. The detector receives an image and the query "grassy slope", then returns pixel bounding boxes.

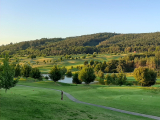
[0,85,151,120]
[17,81,160,117]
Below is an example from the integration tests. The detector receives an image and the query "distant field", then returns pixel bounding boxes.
[12,53,127,74]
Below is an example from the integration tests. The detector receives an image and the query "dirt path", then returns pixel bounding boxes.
[18,85,160,120]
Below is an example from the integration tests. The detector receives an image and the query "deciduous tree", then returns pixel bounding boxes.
[78,67,96,85]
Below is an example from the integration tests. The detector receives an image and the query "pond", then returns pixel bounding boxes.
[42,74,73,83]
[42,74,98,84]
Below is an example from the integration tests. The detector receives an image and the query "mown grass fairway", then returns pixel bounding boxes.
[0,85,152,120]
[14,81,160,118]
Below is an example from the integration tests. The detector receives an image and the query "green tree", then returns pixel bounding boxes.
[66,70,72,77]
[49,65,62,83]
[97,70,104,78]
[110,73,117,84]
[21,63,32,78]
[82,56,86,59]
[116,60,126,72]
[94,63,102,72]
[133,67,157,86]
[116,72,127,86]
[72,72,82,84]
[61,66,67,79]
[30,67,42,81]
[84,61,88,65]
[78,67,96,85]
[14,64,21,77]
[30,55,36,59]
[90,60,94,66]
[104,74,113,85]
[0,56,18,92]
[61,66,67,75]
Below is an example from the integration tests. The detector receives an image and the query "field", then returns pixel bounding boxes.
[9,54,127,74]
[1,80,158,120]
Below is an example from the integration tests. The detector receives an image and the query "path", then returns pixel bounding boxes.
[18,85,160,120]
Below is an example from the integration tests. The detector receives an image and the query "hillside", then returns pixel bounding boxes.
[1,32,160,56]
[97,32,160,53]
[0,33,117,56]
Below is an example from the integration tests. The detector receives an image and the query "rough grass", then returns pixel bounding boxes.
[0,85,151,120]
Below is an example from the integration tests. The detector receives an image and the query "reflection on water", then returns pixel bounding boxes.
[42,74,73,83]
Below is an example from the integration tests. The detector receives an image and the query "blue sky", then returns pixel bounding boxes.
[0,0,160,45]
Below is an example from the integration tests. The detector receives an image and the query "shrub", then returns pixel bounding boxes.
[97,77,105,85]
[104,74,113,85]
[116,72,127,86]
[125,81,133,86]
[133,67,157,86]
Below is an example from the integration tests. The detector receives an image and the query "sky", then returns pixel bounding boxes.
[0,0,160,45]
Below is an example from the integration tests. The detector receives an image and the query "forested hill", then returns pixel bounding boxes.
[0,38,64,55]
[0,33,117,55]
[0,32,160,56]
[97,32,160,53]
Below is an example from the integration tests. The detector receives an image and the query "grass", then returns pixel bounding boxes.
[16,80,160,118]
[0,85,152,120]
[11,54,127,74]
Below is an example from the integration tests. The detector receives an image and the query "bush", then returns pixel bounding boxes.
[97,77,105,85]
[104,74,113,85]
[125,81,133,86]
[133,67,157,86]
[116,72,127,86]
